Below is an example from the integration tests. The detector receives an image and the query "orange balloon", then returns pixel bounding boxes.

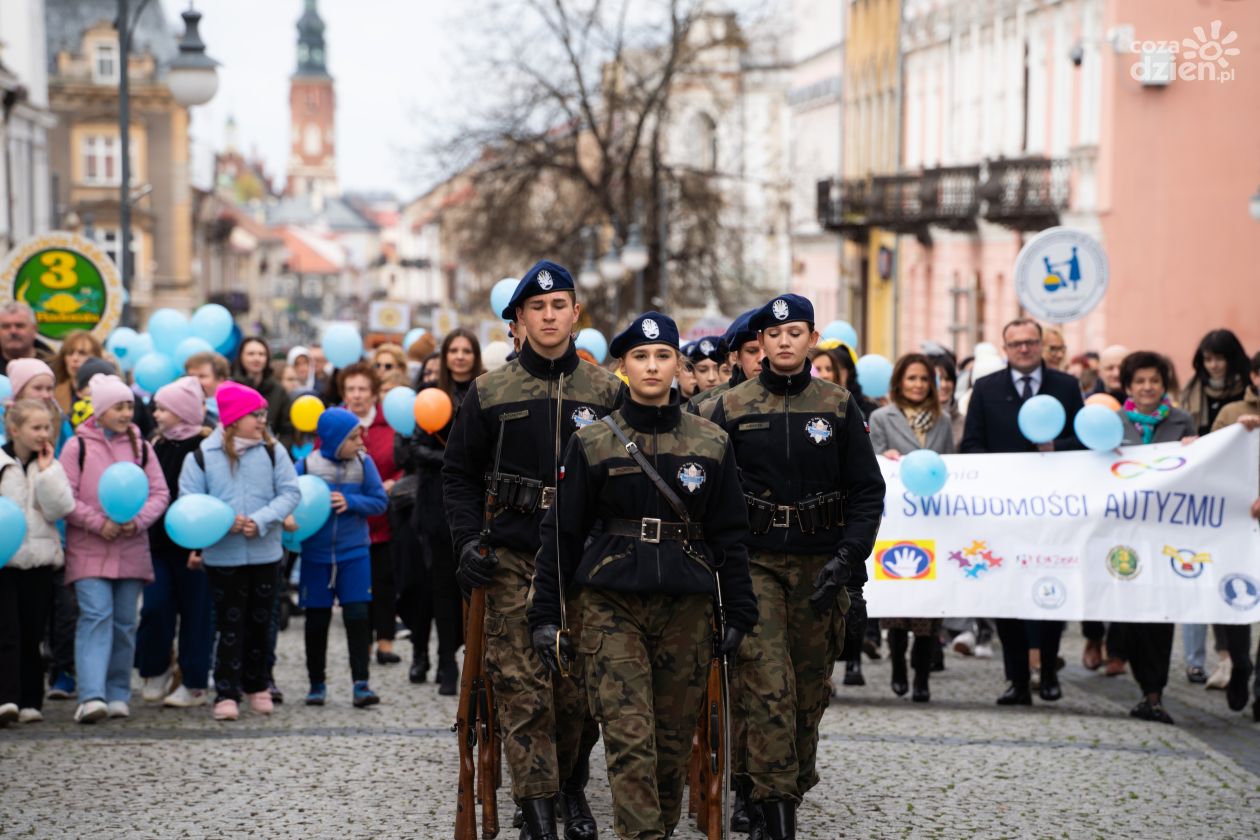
[414,388,453,433]
[1085,393,1121,412]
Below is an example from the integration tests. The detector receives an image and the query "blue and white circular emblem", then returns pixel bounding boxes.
[537,269,554,290]
[642,318,660,339]
[772,299,790,321]
[1220,573,1260,612]
[678,462,706,494]
[699,340,715,355]
[571,406,598,428]
[804,417,833,445]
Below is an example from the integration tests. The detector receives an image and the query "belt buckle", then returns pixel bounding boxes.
[640,517,662,544]
[540,487,555,510]
[772,506,792,528]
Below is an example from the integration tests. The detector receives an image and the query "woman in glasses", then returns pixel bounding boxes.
[372,344,407,379]
[231,337,294,450]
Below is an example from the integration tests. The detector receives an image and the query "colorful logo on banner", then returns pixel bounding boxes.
[1110,456,1187,479]
[1220,574,1260,611]
[1032,577,1067,609]
[1,231,123,343]
[1106,545,1141,580]
[948,539,1004,579]
[1163,545,1211,579]
[875,540,936,580]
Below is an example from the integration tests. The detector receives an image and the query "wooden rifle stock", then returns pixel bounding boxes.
[454,589,486,840]
[692,619,725,840]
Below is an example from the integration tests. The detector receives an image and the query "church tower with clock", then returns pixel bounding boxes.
[285,0,337,198]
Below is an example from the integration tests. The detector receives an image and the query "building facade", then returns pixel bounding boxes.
[0,0,56,251]
[284,0,337,200]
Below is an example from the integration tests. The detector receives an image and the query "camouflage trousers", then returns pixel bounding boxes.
[578,588,712,840]
[734,552,845,804]
[484,547,590,801]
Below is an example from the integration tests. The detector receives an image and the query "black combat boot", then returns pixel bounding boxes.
[842,658,864,686]
[557,758,596,840]
[519,797,559,840]
[889,628,909,696]
[759,801,796,840]
[732,778,752,833]
[910,634,933,703]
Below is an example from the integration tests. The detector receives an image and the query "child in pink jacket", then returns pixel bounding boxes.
[59,374,170,724]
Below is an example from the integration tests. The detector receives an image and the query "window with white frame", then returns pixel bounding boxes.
[93,228,140,269]
[82,135,118,185]
[94,43,118,84]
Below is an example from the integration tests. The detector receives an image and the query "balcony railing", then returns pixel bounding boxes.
[978,156,1070,230]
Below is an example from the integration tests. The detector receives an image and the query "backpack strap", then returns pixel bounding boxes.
[193,442,275,472]
[78,435,149,470]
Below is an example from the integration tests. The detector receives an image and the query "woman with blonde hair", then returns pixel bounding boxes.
[51,331,105,416]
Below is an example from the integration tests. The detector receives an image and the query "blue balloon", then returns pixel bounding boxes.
[383,386,418,435]
[403,327,427,351]
[900,449,949,496]
[1018,394,1067,445]
[106,327,140,371]
[1074,404,1124,451]
[98,461,149,524]
[322,323,363,369]
[0,497,27,568]
[821,320,859,350]
[292,474,333,541]
[575,328,608,364]
[215,322,242,359]
[134,353,179,394]
[190,304,234,346]
[0,375,11,402]
[147,308,189,355]
[855,354,894,398]
[132,333,154,361]
[164,493,236,549]
[490,277,518,319]
[174,336,214,367]
[282,530,303,553]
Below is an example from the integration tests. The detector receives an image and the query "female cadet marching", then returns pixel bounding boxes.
[529,312,758,840]
[707,293,886,840]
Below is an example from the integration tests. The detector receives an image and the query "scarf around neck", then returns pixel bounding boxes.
[901,404,934,446]
[1124,395,1171,444]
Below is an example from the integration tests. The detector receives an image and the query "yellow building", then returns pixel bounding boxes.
[842,0,901,357]
[45,0,194,320]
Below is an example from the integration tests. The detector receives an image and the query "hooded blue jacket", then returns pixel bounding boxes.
[294,408,388,566]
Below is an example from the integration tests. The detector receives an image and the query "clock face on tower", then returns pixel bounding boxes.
[303,124,322,156]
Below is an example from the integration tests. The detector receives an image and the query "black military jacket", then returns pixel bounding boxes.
[709,365,885,557]
[442,340,624,554]
[528,396,758,633]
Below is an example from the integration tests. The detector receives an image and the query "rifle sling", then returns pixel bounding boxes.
[600,414,694,529]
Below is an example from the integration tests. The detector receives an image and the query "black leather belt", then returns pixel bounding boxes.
[745,492,845,535]
[604,518,705,544]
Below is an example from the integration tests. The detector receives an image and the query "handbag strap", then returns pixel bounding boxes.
[600,414,692,527]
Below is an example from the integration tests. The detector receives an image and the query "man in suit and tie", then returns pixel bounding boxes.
[962,318,1085,706]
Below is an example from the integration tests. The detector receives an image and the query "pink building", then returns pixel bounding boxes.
[841,0,1259,375]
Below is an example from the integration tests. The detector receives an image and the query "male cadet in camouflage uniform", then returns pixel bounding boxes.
[443,260,624,840]
[708,293,885,840]
[690,308,763,419]
[529,312,757,840]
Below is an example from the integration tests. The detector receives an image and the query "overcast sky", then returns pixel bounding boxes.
[168,0,459,199]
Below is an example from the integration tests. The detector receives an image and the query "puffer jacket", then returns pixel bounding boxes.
[358,404,398,545]
[177,427,300,568]
[0,445,75,569]
[59,418,170,585]
[295,412,388,566]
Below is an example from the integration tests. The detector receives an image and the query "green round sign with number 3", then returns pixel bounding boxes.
[2,231,123,343]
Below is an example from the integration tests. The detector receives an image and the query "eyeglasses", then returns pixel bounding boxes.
[249,410,268,421]
[375,362,396,371]
[1045,345,1067,354]
[1005,339,1042,350]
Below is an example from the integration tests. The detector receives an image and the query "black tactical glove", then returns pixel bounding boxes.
[531,624,574,675]
[719,626,745,658]
[455,541,498,597]
[809,549,854,615]
[844,585,867,647]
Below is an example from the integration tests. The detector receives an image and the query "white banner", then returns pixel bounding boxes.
[865,425,1260,623]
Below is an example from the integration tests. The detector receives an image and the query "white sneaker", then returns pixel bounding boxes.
[952,631,976,656]
[1205,658,1232,690]
[163,685,208,708]
[974,643,995,659]
[74,700,108,724]
[18,708,43,723]
[106,700,130,719]
[142,671,173,703]
[0,703,18,726]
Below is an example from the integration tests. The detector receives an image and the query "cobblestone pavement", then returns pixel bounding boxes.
[2,617,1258,839]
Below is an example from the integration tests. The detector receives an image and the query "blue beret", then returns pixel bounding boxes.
[749,293,815,332]
[502,259,575,319]
[722,308,759,351]
[686,335,724,364]
[610,311,680,358]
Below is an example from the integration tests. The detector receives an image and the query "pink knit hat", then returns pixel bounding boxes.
[7,358,55,400]
[89,374,135,416]
[215,381,267,428]
[154,376,206,427]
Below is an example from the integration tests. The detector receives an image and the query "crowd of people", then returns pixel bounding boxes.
[0,264,1255,839]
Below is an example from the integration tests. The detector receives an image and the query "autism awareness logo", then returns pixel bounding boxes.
[949,539,1004,580]
[875,540,936,581]
[1110,456,1187,479]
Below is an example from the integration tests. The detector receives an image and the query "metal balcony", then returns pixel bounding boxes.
[979,156,1070,230]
